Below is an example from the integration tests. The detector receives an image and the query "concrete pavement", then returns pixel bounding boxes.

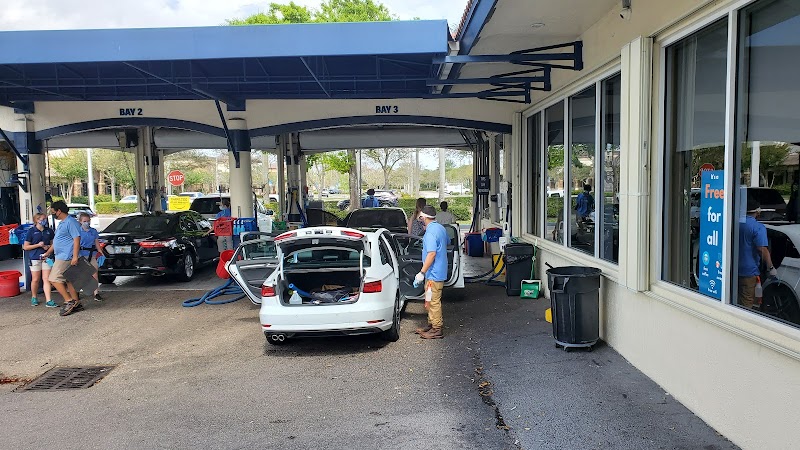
[0,255,736,449]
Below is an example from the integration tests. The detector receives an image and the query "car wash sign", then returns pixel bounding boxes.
[698,170,724,300]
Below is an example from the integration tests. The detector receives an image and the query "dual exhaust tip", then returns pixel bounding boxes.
[269,333,286,342]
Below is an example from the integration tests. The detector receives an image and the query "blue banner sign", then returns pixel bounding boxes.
[698,170,724,300]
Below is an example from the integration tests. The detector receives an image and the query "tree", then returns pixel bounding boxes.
[49,150,88,202]
[363,148,404,189]
[93,149,136,201]
[226,2,313,25]
[227,0,396,204]
[227,0,394,25]
[316,0,394,22]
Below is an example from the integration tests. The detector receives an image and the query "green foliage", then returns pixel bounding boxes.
[227,0,394,25]
[70,195,113,205]
[95,202,138,214]
[49,150,88,181]
[773,183,792,196]
[316,0,394,22]
[226,2,313,24]
[322,151,353,174]
[546,197,563,220]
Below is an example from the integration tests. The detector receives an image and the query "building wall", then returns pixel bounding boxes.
[511,0,800,448]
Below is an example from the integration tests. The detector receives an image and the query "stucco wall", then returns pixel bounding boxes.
[513,2,800,448]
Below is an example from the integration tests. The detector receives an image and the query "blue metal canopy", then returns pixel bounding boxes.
[0,20,450,109]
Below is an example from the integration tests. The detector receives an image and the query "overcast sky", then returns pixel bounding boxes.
[0,0,468,31]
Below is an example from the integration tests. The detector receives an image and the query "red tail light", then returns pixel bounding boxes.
[341,230,365,238]
[139,239,176,248]
[274,231,297,242]
[261,285,276,297]
[362,281,382,293]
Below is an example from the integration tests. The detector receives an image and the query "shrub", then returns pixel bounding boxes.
[95,202,138,214]
[68,195,114,204]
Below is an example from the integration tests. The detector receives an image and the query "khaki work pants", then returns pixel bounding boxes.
[426,280,445,329]
[738,276,758,309]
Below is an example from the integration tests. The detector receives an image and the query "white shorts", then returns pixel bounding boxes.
[30,259,43,272]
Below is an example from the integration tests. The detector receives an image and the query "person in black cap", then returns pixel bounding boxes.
[362,189,379,208]
[738,196,776,309]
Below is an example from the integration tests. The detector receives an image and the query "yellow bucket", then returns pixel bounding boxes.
[492,254,505,275]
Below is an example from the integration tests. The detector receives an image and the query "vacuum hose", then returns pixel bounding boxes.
[182,278,246,307]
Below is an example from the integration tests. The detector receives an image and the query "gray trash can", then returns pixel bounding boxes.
[546,266,601,350]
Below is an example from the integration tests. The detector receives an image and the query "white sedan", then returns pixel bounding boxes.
[53,203,101,230]
[227,225,464,345]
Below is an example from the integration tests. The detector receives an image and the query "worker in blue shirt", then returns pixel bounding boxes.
[78,213,103,302]
[738,197,776,309]
[575,184,594,221]
[22,213,57,307]
[216,198,233,252]
[216,198,232,218]
[47,200,82,316]
[362,189,380,208]
[414,205,448,339]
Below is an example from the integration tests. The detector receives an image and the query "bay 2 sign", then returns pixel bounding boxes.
[698,170,724,300]
[167,170,185,187]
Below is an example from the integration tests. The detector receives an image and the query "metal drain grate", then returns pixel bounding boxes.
[16,366,115,392]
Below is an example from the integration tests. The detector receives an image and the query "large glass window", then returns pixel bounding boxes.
[568,87,597,255]
[545,101,565,242]
[527,113,542,236]
[600,74,621,263]
[662,19,729,295]
[733,0,800,327]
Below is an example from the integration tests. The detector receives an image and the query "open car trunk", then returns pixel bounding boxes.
[278,269,362,305]
[276,234,370,306]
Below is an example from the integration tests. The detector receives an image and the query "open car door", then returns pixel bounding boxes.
[226,237,278,305]
[443,224,464,288]
[390,233,425,299]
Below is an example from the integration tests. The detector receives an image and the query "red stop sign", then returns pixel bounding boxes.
[167,170,185,186]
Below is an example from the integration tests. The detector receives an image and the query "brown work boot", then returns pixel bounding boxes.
[419,327,443,339]
[415,324,433,335]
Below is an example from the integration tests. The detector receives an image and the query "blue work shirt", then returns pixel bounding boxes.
[24,226,54,261]
[576,192,594,217]
[738,215,768,277]
[53,215,82,261]
[362,196,379,208]
[422,221,449,282]
[78,227,100,258]
[216,208,231,219]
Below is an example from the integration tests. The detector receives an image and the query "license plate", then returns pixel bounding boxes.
[113,245,132,254]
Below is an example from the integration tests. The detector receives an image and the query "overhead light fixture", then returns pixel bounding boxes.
[620,0,632,20]
[530,22,545,28]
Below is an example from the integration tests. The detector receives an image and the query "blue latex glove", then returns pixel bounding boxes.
[97,255,106,266]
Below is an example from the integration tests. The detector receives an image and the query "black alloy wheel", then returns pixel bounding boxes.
[381,294,401,342]
[178,251,196,282]
[762,284,800,325]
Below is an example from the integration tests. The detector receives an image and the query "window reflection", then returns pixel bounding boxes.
[734,0,800,327]
[568,87,597,255]
[600,74,621,263]
[528,113,542,236]
[662,19,728,293]
[545,101,565,242]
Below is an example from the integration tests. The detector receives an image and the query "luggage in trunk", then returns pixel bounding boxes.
[280,269,362,305]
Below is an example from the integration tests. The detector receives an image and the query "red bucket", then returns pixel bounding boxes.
[216,250,235,279]
[0,270,21,298]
